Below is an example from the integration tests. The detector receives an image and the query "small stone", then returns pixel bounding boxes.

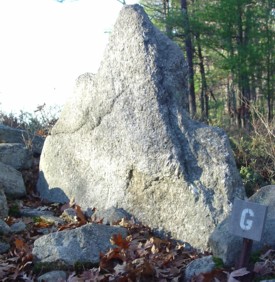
[60,208,77,222]
[0,185,8,219]
[184,255,216,281]
[91,206,131,225]
[0,219,11,235]
[20,207,54,217]
[37,270,67,282]
[0,241,10,254]
[10,221,26,233]
[40,215,65,226]
[0,162,26,198]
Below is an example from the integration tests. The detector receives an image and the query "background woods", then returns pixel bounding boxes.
[141,0,275,193]
[141,0,274,126]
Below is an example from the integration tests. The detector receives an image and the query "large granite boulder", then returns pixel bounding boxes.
[37,4,245,250]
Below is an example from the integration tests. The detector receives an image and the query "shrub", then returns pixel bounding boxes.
[0,104,60,137]
[228,106,274,196]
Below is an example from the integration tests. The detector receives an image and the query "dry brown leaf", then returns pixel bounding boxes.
[14,238,25,250]
[74,204,86,224]
[111,233,130,250]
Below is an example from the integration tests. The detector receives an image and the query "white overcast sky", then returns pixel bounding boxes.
[0,0,139,114]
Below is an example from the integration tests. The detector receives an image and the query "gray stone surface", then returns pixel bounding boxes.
[0,143,33,170]
[37,271,67,282]
[10,221,26,233]
[32,223,128,266]
[0,219,11,235]
[209,185,275,266]
[0,161,26,198]
[60,208,77,222]
[184,255,216,281]
[20,207,54,217]
[0,185,8,219]
[37,4,245,250]
[0,241,10,254]
[91,206,131,225]
[40,215,65,226]
[0,124,28,143]
[0,124,45,156]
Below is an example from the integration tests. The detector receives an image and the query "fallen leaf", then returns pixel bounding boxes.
[74,205,86,224]
[111,233,130,250]
[227,267,250,282]
[14,238,25,251]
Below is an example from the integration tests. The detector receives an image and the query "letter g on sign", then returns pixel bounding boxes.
[240,208,254,230]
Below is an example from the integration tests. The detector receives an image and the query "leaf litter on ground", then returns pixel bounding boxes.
[1,194,275,281]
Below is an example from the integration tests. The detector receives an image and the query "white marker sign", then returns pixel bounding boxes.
[231,199,268,241]
[240,208,254,230]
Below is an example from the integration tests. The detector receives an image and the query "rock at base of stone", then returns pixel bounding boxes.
[32,223,128,266]
[37,270,67,282]
[0,162,26,198]
[209,185,275,266]
[184,255,216,281]
[91,206,131,225]
[0,185,8,219]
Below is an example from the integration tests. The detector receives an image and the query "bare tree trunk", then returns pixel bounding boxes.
[197,34,209,122]
[236,5,251,129]
[266,26,273,122]
[181,0,196,117]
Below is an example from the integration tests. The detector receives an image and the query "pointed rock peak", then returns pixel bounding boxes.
[54,4,188,134]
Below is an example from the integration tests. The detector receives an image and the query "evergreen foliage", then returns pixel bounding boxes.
[141,0,275,192]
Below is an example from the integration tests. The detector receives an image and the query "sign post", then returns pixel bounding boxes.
[231,198,268,268]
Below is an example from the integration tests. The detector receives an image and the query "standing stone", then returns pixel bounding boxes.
[37,5,245,250]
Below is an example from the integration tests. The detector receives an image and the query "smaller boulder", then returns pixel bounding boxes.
[10,221,26,233]
[0,124,45,156]
[184,256,216,281]
[37,270,67,282]
[0,219,11,235]
[0,143,33,170]
[0,162,26,198]
[60,208,78,223]
[33,223,128,266]
[20,207,54,217]
[0,185,8,219]
[0,241,10,254]
[0,124,28,143]
[91,206,131,225]
[209,185,275,266]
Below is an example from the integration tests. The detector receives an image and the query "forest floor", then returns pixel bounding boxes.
[0,166,275,281]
